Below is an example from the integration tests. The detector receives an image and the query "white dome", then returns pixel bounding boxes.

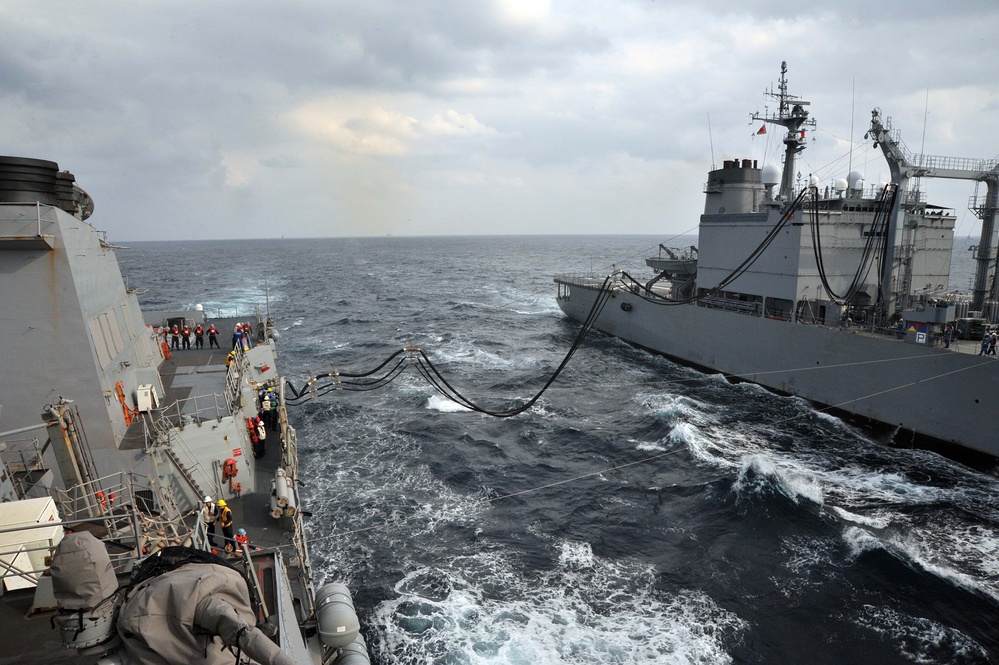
[195,304,204,312]
[808,174,820,187]
[762,164,781,186]
[848,170,864,189]
[834,178,849,191]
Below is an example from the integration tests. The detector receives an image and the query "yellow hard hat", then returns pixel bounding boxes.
[217,499,226,507]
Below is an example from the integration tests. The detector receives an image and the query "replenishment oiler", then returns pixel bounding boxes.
[0,157,369,664]
[555,63,999,460]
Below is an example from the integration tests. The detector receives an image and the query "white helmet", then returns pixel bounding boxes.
[203,495,212,503]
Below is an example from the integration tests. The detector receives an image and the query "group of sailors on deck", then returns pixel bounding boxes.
[165,323,220,350]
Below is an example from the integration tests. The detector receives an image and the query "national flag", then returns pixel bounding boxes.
[756,124,766,135]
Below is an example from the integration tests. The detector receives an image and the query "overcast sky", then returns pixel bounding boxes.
[3,1,998,241]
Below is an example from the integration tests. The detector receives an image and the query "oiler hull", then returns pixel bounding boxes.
[556,279,999,458]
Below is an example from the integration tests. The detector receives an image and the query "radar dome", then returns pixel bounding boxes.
[834,178,849,191]
[808,174,820,187]
[762,164,781,186]
[195,304,204,312]
[848,170,864,189]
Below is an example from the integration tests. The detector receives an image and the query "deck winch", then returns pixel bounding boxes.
[50,532,121,655]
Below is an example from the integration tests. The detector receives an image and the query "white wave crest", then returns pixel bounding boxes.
[830,506,891,529]
[426,394,473,412]
[853,604,988,662]
[373,546,746,664]
[733,454,825,507]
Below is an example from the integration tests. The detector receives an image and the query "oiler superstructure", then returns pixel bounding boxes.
[0,156,368,664]
[556,63,999,458]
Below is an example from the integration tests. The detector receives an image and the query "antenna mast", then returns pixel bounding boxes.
[752,61,816,204]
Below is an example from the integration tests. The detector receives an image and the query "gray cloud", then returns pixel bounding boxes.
[1,0,997,240]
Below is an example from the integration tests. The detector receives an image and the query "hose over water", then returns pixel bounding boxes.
[286,274,616,416]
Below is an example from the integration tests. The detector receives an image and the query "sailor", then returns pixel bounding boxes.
[207,323,220,348]
[194,324,204,349]
[170,324,180,350]
[233,323,243,350]
[241,323,252,350]
[217,499,235,551]
[261,392,271,425]
[181,324,192,350]
[233,528,261,553]
[250,415,266,458]
[268,390,278,429]
[226,350,236,367]
[201,495,219,547]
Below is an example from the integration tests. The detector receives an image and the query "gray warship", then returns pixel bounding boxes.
[556,63,999,459]
[0,157,368,664]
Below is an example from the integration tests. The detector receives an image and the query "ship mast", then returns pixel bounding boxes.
[753,61,816,204]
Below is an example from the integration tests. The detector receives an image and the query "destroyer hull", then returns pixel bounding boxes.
[556,280,999,458]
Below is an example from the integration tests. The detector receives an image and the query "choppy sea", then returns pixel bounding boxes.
[119,234,999,664]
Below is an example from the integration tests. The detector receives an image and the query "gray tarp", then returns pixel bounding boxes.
[117,562,293,665]
[50,531,117,610]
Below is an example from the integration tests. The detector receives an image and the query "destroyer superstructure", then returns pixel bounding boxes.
[555,63,999,459]
[0,156,368,664]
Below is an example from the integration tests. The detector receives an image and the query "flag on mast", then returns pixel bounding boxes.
[756,124,767,135]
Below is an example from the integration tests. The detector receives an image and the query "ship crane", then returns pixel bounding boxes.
[867,108,999,313]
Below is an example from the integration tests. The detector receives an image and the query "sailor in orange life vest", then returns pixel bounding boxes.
[181,324,192,350]
[234,528,261,553]
[207,324,220,348]
[170,324,180,350]
[194,324,204,349]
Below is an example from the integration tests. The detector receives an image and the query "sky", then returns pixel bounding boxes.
[3,0,999,241]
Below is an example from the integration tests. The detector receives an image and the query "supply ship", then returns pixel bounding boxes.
[556,63,999,459]
[0,157,368,664]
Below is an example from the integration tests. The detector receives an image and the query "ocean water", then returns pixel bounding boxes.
[119,235,999,664]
